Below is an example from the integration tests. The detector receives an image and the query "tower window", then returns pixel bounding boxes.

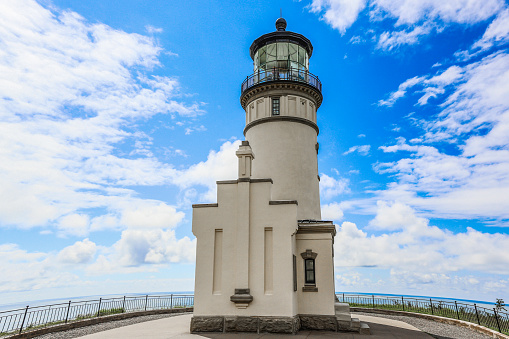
[301,249,318,292]
[272,97,280,116]
[304,258,316,284]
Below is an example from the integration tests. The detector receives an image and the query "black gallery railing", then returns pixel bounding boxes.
[241,67,322,94]
[1,293,508,336]
[336,293,509,335]
[0,294,193,337]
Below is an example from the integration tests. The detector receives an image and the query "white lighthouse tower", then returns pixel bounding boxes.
[190,18,364,334]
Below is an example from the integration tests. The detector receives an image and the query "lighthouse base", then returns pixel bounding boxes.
[190,315,300,334]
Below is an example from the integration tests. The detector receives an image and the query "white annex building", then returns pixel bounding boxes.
[191,18,369,335]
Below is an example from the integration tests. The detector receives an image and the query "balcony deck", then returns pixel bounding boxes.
[241,67,322,95]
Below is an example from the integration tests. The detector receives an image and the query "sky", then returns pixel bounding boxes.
[1,0,509,306]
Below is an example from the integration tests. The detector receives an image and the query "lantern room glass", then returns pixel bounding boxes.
[254,42,309,72]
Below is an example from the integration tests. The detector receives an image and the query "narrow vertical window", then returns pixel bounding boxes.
[272,97,280,116]
[301,249,318,292]
[304,258,316,284]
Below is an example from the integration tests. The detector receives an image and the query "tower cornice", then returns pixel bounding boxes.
[243,115,319,136]
[240,81,323,110]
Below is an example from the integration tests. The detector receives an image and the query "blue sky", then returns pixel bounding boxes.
[1,0,509,305]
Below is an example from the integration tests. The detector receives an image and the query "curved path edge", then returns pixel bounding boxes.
[351,307,509,339]
[7,307,193,339]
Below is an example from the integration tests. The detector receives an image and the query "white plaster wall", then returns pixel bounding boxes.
[246,95,317,125]
[193,181,300,317]
[246,121,321,220]
[295,233,336,315]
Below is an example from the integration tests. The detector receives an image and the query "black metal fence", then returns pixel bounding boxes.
[2,292,507,336]
[336,293,509,335]
[241,67,322,94]
[0,294,193,337]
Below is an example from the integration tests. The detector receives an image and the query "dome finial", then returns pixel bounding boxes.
[275,17,287,31]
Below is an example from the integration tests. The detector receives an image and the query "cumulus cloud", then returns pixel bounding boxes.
[173,140,240,202]
[58,238,97,264]
[0,244,80,293]
[335,202,509,276]
[320,174,350,200]
[309,0,367,34]
[309,0,504,49]
[0,0,210,236]
[321,202,345,221]
[87,229,196,274]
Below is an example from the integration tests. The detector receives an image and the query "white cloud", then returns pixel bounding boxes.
[87,229,196,274]
[371,0,502,26]
[373,51,509,221]
[321,202,345,221]
[0,229,194,294]
[174,140,240,202]
[320,174,350,200]
[184,125,207,135]
[343,144,371,155]
[309,0,367,34]
[58,214,90,237]
[0,244,80,293]
[309,0,504,48]
[58,238,97,264]
[377,24,433,51]
[145,25,163,34]
[0,0,207,235]
[473,9,509,51]
[336,203,509,275]
[378,76,424,106]
[120,202,185,230]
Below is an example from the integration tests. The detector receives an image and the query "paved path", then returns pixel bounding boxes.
[78,313,433,338]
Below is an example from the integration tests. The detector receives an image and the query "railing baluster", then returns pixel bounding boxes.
[19,306,28,334]
[96,298,102,317]
[494,308,502,333]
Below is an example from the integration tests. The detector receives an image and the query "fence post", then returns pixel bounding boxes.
[402,296,404,311]
[122,296,126,313]
[372,295,375,309]
[430,299,434,315]
[145,295,148,311]
[170,294,173,309]
[455,301,460,320]
[494,308,502,333]
[19,305,29,334]
[342,293,345,303]
[474,304,480,325]
[96,298,102,317]
[65,301,71,323]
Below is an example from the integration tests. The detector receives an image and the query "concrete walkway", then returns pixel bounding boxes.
[78,313,433,338]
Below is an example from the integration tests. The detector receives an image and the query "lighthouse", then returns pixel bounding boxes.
[190,18,359,334]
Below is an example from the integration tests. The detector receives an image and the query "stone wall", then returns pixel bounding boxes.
[190,314,341,334]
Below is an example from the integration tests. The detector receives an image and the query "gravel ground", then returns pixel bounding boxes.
[353,311,494,339]
[30,311,495,339]
[32,312,189,339]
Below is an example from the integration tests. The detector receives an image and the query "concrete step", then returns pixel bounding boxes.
[335,313,352,322]
[350,318,361,330]
[334,302,350,314]
[359,322,371,335]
